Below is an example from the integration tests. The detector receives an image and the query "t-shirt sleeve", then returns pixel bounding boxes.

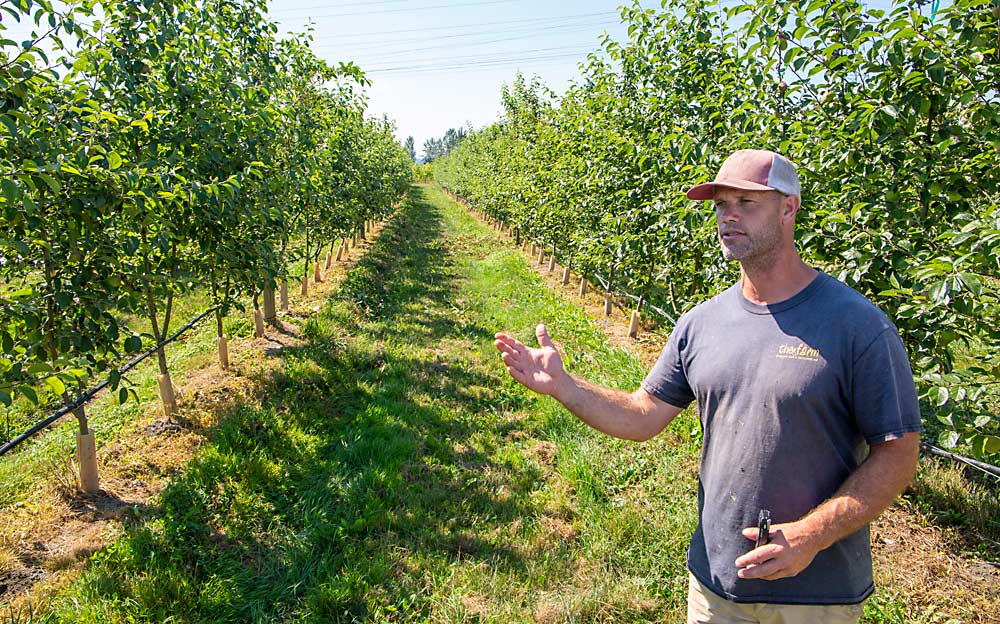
[851,327,923,444]
[641,316,695,409]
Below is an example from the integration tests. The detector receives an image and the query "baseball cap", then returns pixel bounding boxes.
[686,149,801,200]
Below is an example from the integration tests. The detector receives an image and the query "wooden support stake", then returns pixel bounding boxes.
[537,249,545,265]
[562,266,571,285]
[157,372,177,417]
[76,429,99,494]
[263,286,276,321]
[325,249,333,270]
[254,308,265,338]
[628,310,641,338]
[579,277,587,296]
[300,275,308,296]
[548,255,557,272]
[218,335,229,370]
[604,292,613,317]
[280,281,289,312]
[314,261,323,283]
[335,242,344,262]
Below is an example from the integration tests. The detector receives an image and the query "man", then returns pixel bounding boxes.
[494,149,922,623]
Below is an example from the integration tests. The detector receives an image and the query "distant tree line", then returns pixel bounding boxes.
[422,128,467,163]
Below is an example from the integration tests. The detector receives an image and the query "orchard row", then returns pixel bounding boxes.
[434,0,1000,457]
[0,0,413,431]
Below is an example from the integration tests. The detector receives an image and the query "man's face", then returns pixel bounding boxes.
[713,188,787,263]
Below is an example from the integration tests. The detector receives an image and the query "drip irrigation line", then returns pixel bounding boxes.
[588,271,677,325]
[618,291,677,326]
[921,442,1000,479]
[0,304,221,458]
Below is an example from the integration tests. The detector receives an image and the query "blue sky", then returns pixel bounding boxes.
[4,1,912,156]
[265,0,905,154]
[266,0,661,153]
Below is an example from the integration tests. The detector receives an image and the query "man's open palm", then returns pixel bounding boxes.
[494,324,566,397]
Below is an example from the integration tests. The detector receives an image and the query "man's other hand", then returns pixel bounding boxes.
[494,324,568,398]
[734,522,821,581]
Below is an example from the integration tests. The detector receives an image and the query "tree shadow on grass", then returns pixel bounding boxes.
[65,186,542,623]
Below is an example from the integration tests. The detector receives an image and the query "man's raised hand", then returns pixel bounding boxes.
[494,324,567,398]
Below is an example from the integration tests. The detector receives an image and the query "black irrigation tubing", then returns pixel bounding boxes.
[0,304,221,458]
[921,442,1000,480]
[590,271,678,326]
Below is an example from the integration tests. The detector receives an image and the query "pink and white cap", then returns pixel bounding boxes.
[686,149,801,200]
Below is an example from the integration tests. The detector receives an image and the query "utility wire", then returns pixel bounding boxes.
[365,48,594,74]
[272,0,426,14]
[312,17,615,53]
[288,10,613,38]
[367,57,583,77]
[273,0,527,21]
[357,23,616,63]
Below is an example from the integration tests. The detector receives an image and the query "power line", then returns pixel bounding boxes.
[271,0,423,14]
[368,58,584,78]
[271,0,528,21]
[279,10,614,38]
[353,22,617,62]
[308,16,615,52]
[368,57,585,77]
[365,49,597,75]
[365,44,595,69]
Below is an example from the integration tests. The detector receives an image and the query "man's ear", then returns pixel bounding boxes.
[781,194,801,224]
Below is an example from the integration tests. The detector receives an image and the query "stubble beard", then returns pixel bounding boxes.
[719,222,783,270]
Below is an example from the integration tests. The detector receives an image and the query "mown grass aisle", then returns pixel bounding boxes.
[36,184,695,622]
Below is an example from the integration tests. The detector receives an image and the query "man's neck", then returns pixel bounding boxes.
[739,250,818,305]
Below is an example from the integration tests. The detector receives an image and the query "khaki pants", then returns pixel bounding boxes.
[687,573,864,624]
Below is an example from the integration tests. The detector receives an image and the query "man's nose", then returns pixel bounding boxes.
[717,206,740,223]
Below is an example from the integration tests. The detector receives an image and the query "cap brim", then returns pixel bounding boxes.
[685,180,776,200]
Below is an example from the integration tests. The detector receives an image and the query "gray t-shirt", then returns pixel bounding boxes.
[641,271,922,605]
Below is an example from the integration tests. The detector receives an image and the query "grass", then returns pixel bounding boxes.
[3,183,993,623]
[0,287,258,510]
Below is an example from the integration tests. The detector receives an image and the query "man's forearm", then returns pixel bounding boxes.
[554,374,677,441]
[795,433,921,552]
[736,432,921,580]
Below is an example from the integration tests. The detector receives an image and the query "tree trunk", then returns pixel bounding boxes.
[604,265,616,317]
[216,308,229,369]
[263,285,277,321]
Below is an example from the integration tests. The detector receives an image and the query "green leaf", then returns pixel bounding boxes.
[18,385,39,405]
[124,335,142,353]
[119,387,128,405]
[0,391,11,407]
[27,362,53,375]
[38,173,62,193]
[937,430,959,449]
[107,151,123,170]
[934,386,949,407]
[45,375,66,396]
[928,280,949,305]
[982,435,1000,456]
